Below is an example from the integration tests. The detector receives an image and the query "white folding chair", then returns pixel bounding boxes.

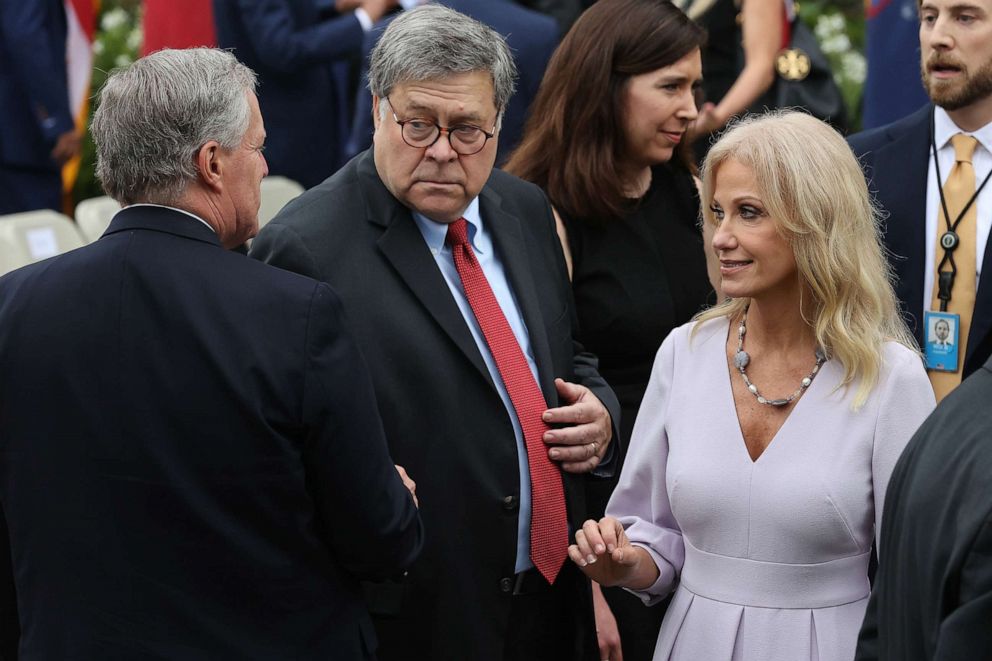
[258,176,305,231]
[74,195,122,243]
[0,210,86,276]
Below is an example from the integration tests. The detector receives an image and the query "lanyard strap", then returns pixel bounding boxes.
[930,108,992,310]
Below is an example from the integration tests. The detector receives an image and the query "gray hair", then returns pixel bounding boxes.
[368,5,517,117]
[91,48,258,205]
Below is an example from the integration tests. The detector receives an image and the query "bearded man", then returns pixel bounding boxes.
[848,0,992,401]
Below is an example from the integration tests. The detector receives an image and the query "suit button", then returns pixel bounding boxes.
[499,577,513,593]
[502,495,518,511]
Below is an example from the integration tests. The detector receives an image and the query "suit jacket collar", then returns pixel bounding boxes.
[356,150,558,404]
[103,205,222,248]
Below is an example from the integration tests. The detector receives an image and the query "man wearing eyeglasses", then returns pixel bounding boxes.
[251,5,619,661]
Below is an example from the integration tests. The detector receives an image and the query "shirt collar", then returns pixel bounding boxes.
[411,196,485,254]
[123,203,216,234]
[934,105,992,156]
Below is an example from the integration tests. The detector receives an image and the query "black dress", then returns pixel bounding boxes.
[563,161,713,661]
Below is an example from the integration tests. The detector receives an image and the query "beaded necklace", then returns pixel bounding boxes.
[733,307,827,407]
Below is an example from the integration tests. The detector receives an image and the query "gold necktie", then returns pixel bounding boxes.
[930,133,979,401]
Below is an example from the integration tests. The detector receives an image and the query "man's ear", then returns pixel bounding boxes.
[195,140,224,192]
[372,95,382,130]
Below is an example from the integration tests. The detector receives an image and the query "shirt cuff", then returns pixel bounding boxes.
[354,7,373,31]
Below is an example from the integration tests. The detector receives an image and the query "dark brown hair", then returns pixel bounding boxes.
[504,0,705,222]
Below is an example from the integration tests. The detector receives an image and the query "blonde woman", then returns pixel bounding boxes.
[568,111,936,661]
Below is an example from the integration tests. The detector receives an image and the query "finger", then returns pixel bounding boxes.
[582,519,608,557]
[552,377,586,404]
[559,455,601,474]
[548,434,599,461]
[543,399,594,427]
[545,419,607,448]
[613,544,640,568]
[568,543,591,568]
[614,643,624,661]
[599,517,620,553]
[573,528,595,562]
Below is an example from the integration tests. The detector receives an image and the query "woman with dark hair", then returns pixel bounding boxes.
[505,2,715,659]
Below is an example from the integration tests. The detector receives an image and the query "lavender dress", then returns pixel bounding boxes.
[607,317,935,661]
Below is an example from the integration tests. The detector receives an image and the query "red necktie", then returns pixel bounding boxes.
[446,218,568,584]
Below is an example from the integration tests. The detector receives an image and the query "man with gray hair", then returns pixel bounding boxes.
[252,6,619,661]
[0,47,422,659]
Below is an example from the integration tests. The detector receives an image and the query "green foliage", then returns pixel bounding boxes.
[72,0,141,204]
[798,0,867,131]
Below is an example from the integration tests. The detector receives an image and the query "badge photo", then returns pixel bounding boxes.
[924,310,960,372]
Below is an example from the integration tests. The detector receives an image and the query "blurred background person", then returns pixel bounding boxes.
[505,2,715,658]
[679,0,782,150]
[0,0,82,214]
[569,111,934,661]
[213,0,398,188]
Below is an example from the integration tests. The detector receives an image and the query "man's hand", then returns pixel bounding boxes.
[542,378,612,473]
[50,130,81,165]
[569,517,658,590]
[335,0,362,11]
[359,0,398,23]
[395,464,418,507]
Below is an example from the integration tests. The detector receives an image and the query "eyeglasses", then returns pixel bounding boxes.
[386,97,496,156]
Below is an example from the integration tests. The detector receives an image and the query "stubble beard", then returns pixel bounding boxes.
[922,57,992,111]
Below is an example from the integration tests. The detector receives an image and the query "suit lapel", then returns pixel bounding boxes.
[359,154,495,387]
[482,187,557,406]
[872,107,931,345]
[968,216,992,371]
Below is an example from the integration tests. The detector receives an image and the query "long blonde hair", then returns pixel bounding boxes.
[695,111,917,408]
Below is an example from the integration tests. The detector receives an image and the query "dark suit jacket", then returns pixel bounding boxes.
[0,206,422,660]
[212,0,365,187]
[848,105,992,378]
[855,356,992,661]
[347,0,559,165]
[250,150,620,661]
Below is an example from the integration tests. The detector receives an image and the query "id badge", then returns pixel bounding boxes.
[924,310,960,372]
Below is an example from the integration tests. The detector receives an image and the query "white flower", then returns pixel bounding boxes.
[126,27,142,52]
[841,51,867,85]
[100,8,129,31]
[93,40,105,55]
[114,53,132,68]
[821,33,851,55]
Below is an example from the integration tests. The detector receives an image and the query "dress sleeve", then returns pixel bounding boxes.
[605,328,684,605]
[872,347,935,552]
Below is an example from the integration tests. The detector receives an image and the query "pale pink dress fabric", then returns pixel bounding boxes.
[607,317,935,661]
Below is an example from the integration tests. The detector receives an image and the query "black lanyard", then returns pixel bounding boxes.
[930,109,992,310]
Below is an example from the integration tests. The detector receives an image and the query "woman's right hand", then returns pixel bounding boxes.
[569,517,659,589]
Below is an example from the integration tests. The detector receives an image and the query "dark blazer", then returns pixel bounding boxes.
[347,0,559,165]
[0,206,422,660]
[848,104,992,378]
[250,150,620,661]
[212,0,365,187]
[0,0,72,211]
[855,356,992,661]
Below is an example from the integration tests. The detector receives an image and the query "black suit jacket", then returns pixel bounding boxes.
[848,105,992,378]
[0,206,422,660]
[250,150,620,661]
[855,357,992,661]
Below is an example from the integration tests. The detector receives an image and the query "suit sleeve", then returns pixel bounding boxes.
[231,0,364,72]
[605,330,683,605]
[871,349,935,552]
[934,514,992,661]
[300,282,423,578]
[0,1,73,142]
